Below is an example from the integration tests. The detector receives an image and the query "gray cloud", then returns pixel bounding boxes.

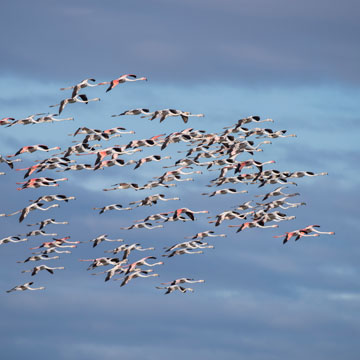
[0,0,359,85]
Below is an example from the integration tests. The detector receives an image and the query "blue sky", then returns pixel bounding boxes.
[1,1,359,360]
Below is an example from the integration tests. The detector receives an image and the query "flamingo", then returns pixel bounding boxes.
[253,210,296,223]
[18,203,60,223]
[256,186,298,201]
[0,117,15,126]
[49,94,100,114]
[29,241,75,250]
[185,231,227,240]
[7,145,61,158]
[60,78,99,97]
[52,236,80,245]
[134,211,174,223]
[211,210,249,227]
[63,142,99,157]
[142,180,177,189]
[30,194,75,203]
[129,194,180,207]
[17,255,60,263]
[299,225,335,235]
[156,166,202,183]
[287,171,328,178]
[0,155,21,169]
[228,220,279,233]
[103,182,143,192]
[134,155,171,169]
[0,236,28,245]
[88,234,124,248]
[34,113,74,124]
[102,127,135,136]
[256,197,305,211]
[27,218,68,230]
[97,74,147,92]
[144,109,204,123]
[120,223,163,230]
[21,265,65,276]
[119,270,159,287]
[172,208,209,221]
[93,159,135,171]
[105,243,154,260]
[22,230,58,237]
[160,278,205,285]
[254,129,296,139]
[6,282,45,293]
[32,248,72,255]
[93,204,132,214]
[224,116,274,131]
[112,108,151,117]
[156,285,194,294]
[16,177,68,191]
[164,240,212,253]
[60,164,94,171]
[202,188,248,197]
[273,229,321,244]
[163,249,204,258]
[79,257,124,270]
[125,134,165,150]
[17,163,67,178]
[124,256,164,275]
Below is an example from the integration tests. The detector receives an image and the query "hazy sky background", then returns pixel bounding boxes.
[1,1,359,360]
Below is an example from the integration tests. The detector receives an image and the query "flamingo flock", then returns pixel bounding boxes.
[0,73,335,295]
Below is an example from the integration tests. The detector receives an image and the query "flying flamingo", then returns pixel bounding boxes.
[172,208,209,221]
[118,270,159,287]
[185,231,227,239]
[0,155,21,169]
[93,204,132,214]
[129,194,180,207]
[17,177,68,191]
[93,159,135,171]
[79,257,124,270]
[30,194,75,203]
[134,211,174,223]
[125,134,165,150]
[22,230,58,237]
[144,109,205,123]
[273,228,320,244]
[298,225,335,235]
[164,240,212,253]
[124,256,164,275]
[156,285,194,294]
[60,78,99,97]
[34,113,74,124]
[97,74,147,92]
[49,94,100,114]
[18,203,60,223]
[7,145,61,158]
[228,220,279,233]
[0,236,28,245]
[6,282,45,293]
[105,243,154,260]
[120,223,164,230]
[160,278,205,285]
[17,255,60,263]
[21,265,65,276]
[27,218,68,230]
[88,234,124,248]
[162,249,204,258]
[0,117,15,126]
[112,108,151,117]
[134,155,171,169]
[256,186,299,201]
